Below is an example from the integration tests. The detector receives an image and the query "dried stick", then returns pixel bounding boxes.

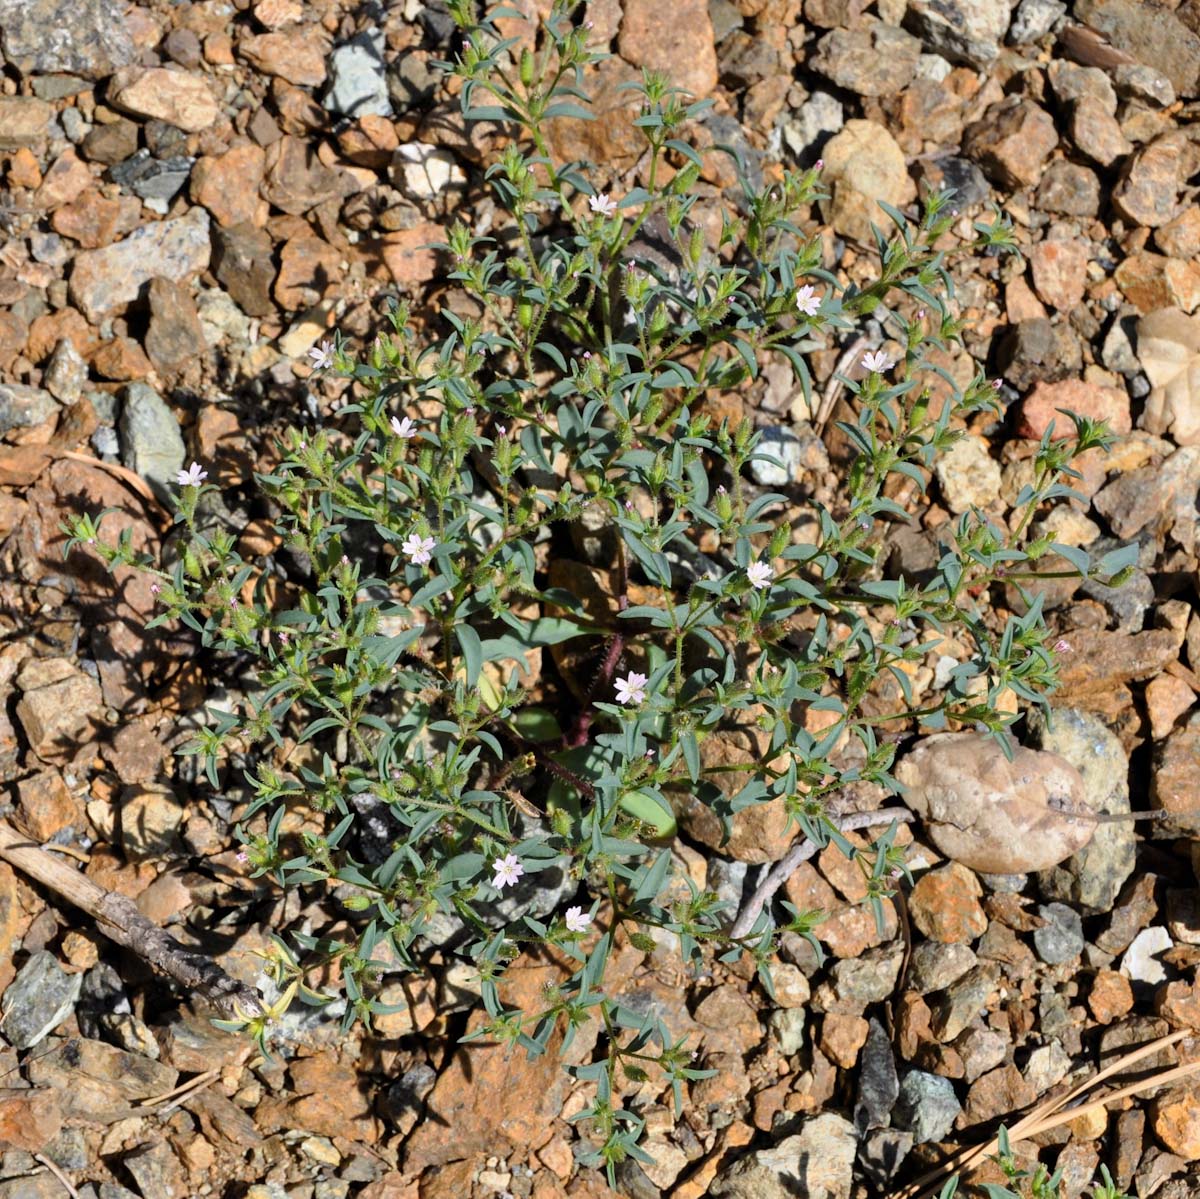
[728,807,915,939]
[33,1153,80,1198]
[890,1029,1200,1199]
[0,821,262,1021]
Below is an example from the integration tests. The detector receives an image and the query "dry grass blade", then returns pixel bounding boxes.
[889,1029,1200,1199]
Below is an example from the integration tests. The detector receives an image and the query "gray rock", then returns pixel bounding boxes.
[92,426,120,457]
[1101,312,1140,374]
[388,49,439,112]
[1078,561,1153,632]
[1073,0,1200,98]
[325,28,392,118]
[904,0,1013,67]
[709,0,744,42]
[1048,59,1118,113]
[0,951,83,1049]
[0,382,58,434]
[909,941,978,993]
[1025,1040,1071,1094]
[855,1018,899,1133]
[811,21,921,96]
[1121,926,1172,984]
[828,944,906,1008]
[0,0,135,78]
[69,206,211,323]
[707,857,748,914]
[118,382,186,492]
[1037,159,1101,217]
[895,1070,962,1143]
[750,427,806,486]
[43,338,87,403]
[955,1025,1008,1082]
[930,963,1000,1041]
[1034,902,1085,965]
[780,90,843,162]
[1113,64,1175,108]
[1031,708,1136,913]
[859,1127,914,1188]
[109,148,193,203]
[1009,0,1066,43]
[716,1113,856,1199]
[769,1007,807,1055]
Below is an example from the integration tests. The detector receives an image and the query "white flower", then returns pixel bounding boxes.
[614,671,648,705]
[747,560,774,590]
[176,462,208,487]
[390,415,417,438]
[795,284,822,318]
[308,340,335,370]
[492,853,524,889]
[588,192,618,218]
[565,906,592,933]
[401,532,436,565]
[861,349,892,374]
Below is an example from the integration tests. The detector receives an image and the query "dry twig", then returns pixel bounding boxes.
[728,807,914,939]
[0,821,262,1021]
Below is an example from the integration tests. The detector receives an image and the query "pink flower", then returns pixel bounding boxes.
[236,849,249,863]
[861,350,892,374]
[492,853,524,889]
[308,340,335,370]
[588,192,618,218]
[176,462,208,487]
[1053,639,1072,653]
[390,415,417,438]
[150,583,161,596]
[747,560,774,590]
[614,672,648,705]
[565,906,592,933]
[402,532,436,565]
[795,284,822,318]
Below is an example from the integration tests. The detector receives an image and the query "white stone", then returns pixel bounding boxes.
[1121,926,1173,984]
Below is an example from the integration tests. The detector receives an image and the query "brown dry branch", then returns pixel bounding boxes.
[0,820,262,1021]
[728,806,915,939]
[891,1028,1200,1199]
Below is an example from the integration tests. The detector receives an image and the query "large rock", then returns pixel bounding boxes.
[107,66,220,132]
[15,657,103,766]
[963,96,1058,189]
[1074,0,1200,98]
[69,207,211,322]
[618,0,718,99]
[0,96,52,150]
[811,21,921,96]
[0,952,82,1049]
[0,383,58,435]
[325,28,392,117]
[895,733,1096,874]
[118,382,186,492]
[712,1114,857,1199]
[818,120,916,245]
[904,0,1013,67]
[0,0,134,78]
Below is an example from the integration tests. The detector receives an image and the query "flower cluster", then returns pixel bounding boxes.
[60,0,1123,1183]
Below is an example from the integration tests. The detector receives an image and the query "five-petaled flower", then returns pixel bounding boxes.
[308,340,335,370]
[747,559,774,590]
[402,532,436,565]
[861,350,892,374]
[492,853,524,889]
[1053,638,1072,653]
[390,415,416,438]
[795,284,822,318]
[588,192,618,218]
[176,462,208,487]
[614,671,648,706]
[565,906,592,933]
